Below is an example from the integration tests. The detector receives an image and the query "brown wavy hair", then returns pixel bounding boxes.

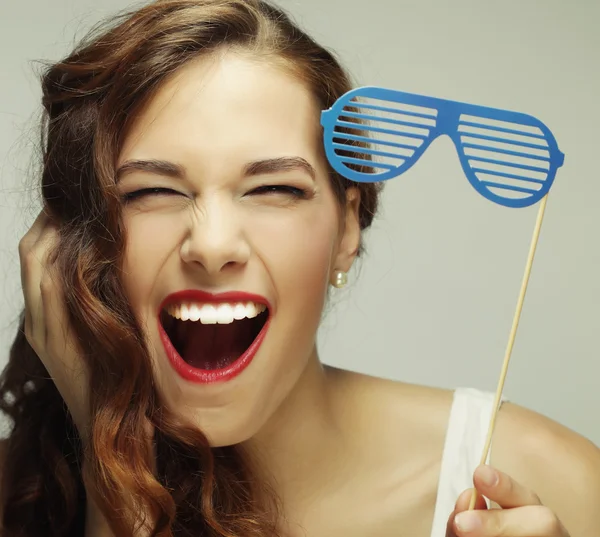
[0,1,382,535]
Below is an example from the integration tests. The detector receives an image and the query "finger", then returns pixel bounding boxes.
[40,250,84,389]
[36,229,89,434]
[21,219,60,350]
[453,505,569,537]
[18,211,51,259]
[455,488,488,512]
[446,490,488,537]
[40,247,72,360]
[472,465,542,509]
[19,211,51,325]
[446,509,458,537]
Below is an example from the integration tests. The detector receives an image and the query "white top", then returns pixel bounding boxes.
[429,388,502,537]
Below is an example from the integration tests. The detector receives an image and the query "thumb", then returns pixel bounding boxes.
[445,489,488,537]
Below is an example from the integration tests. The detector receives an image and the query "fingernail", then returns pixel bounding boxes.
[455,512,481,533]
[479,465,499,487]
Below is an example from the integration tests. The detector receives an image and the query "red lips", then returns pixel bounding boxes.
[157,290,271,384]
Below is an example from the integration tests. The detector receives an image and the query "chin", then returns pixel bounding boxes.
[199,419,261,448]
[154,390,273,448]
[143,290,319,447]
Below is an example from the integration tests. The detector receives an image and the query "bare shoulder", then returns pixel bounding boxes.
[492,402,600,535]
[327,369,459,535]
[329,367,457,481]
[330,367,455,443]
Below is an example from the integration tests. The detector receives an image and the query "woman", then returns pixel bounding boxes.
[1,0,598,536]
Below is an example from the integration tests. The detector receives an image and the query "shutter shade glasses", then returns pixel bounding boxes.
[321,86,564,208]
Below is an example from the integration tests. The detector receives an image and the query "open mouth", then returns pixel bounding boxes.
[159,301,270,374]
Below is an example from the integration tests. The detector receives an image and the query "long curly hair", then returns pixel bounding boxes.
[0,1,382,535]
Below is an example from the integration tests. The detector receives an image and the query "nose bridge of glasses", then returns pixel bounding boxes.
[435,101,462,136]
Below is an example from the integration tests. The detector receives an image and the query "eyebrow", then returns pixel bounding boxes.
[243,156,316,180]
[115,156,316,182]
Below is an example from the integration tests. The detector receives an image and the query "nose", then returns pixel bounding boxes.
[179,199,250,276]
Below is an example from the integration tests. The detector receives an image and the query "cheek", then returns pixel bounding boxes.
[121,213,187,307]
[249,201,340,308]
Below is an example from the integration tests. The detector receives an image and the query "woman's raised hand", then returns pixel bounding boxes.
[19,210,89,437]
[446,465,569,537]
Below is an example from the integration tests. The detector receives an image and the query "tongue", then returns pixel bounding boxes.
[181,320,254,370]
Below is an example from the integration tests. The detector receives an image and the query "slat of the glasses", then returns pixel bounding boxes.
[339,110,432,132]
[471,168,547,185]
[460,132,549,150]
[334,120,428,140]
[461,137,551,157]
[458,120,546,140]
[332,142,406,161]
[338,156,397,170]
[347,101,437,120]
[468,156,549,174]
[332,133,419,152]
[479,180,540,195]
[462,143,551,163]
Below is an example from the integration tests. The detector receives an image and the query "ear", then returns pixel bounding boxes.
[333,187,361,274]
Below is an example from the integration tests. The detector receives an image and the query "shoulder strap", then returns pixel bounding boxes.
[429,388,502,536]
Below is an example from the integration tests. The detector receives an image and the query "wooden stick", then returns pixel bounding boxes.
[468,194,549,511]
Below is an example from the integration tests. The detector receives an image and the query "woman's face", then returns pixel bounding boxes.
[117,50,360,446]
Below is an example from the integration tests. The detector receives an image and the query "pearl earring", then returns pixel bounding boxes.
[332,270,348,289]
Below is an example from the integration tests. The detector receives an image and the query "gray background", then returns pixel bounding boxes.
[0,1,598,445]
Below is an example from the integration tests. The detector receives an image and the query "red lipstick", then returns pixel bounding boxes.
[158,290,271,384]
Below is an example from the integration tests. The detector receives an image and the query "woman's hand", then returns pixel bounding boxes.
[446,465,570,537]
[19,210,156,536]
[18,210,89,437]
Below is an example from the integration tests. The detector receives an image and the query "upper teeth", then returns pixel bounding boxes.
[165,302,267,324]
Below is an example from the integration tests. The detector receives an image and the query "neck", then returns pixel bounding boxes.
[242,349,351,510]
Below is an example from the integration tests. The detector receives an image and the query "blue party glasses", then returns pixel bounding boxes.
[321,87,565,208]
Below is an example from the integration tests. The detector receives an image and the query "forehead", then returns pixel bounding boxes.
[119,51,323,170]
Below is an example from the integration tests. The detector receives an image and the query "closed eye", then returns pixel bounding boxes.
[121,187,184,202]
[248,185,308,198]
